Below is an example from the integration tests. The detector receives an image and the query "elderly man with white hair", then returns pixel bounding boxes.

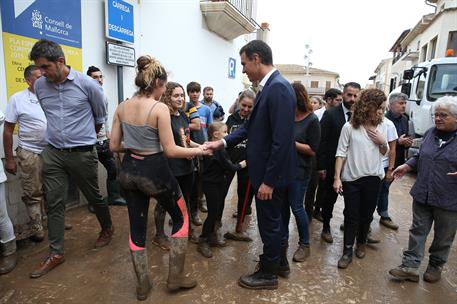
[389,95,457,284]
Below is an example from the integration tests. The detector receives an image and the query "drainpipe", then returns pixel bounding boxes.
[256,22,270,43]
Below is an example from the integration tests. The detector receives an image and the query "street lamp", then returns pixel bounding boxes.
[304,44,313,76]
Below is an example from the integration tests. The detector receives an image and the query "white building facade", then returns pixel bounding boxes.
[0,0,261,232]
[276,64,340,97]
[373,0,457,92]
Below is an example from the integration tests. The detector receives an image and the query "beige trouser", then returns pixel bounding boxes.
[16,147,44,233]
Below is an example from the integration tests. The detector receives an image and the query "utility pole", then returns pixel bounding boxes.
[304,44,313,76]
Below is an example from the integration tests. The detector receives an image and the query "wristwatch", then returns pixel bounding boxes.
[379,142,387,149]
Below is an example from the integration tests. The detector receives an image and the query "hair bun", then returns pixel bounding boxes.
[137,55,155,71]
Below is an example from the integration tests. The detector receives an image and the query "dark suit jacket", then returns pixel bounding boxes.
[317,104,346,173]
[224,70,297,190]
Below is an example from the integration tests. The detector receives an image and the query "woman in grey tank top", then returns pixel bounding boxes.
[109,55,210,301]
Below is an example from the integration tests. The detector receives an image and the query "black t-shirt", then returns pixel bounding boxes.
[168,110,194,176]
[226,111,248,163]
[294,113,321,179]
[202,149,241,184]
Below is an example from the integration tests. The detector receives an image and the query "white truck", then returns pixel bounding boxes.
[400,56,457,157]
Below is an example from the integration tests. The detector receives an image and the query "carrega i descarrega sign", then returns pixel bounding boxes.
[105,0,134,44]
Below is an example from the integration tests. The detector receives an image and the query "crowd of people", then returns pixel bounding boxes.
[0,38,456,301]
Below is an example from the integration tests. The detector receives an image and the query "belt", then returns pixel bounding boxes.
[49,144,94,152]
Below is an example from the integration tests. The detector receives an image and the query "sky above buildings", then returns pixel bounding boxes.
[256,0,435,86]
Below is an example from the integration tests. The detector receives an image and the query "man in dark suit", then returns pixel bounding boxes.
[205,40,296,290]
[317,82,361,243]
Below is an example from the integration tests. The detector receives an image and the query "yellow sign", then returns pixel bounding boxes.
[2,32,83,99]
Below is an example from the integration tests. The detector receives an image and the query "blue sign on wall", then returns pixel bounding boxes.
[1,0,82,48]
[228,57,236,79]
[105,0,134,44]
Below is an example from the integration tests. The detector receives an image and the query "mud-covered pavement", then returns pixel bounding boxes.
[1,174,456,304]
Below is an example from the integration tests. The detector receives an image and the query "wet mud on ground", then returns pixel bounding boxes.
[1,174,456,303]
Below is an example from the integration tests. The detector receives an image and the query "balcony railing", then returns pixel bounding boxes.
[200,0,257,40]
[226,0,254,21]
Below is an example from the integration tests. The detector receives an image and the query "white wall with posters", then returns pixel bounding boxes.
[1,0,250,130]
[0,0,253,226]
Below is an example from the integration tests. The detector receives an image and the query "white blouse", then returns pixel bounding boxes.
[336,121,389,182]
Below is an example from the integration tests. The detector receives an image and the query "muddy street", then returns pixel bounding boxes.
[0,174,456,304]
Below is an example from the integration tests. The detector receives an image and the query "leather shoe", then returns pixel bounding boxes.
[278,247,290,278]
[337,253,353,269]
[355,244,366,259]
[197,241,213,258]
[380,217,399,230]
[423,264,442,283]
[238,267,278,290]
[367,234,381,244]
[30,254,65,278]
[321,228,333,243]
[95,226,114,248]
[389,265,419,282]
[224,231,252,242]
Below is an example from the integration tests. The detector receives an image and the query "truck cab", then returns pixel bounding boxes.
[401,56,457,157]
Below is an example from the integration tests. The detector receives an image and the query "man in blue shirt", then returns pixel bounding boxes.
[202,86,225,121]
[28,39,114,279]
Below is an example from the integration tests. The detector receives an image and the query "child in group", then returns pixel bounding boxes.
[197,122,246,258]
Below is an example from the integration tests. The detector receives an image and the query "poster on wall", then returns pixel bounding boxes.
[1,0,82,99]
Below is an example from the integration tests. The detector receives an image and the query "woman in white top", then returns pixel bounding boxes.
[333,88,389,269]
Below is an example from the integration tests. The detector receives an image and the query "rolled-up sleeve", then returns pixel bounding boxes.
[335,123,350,158]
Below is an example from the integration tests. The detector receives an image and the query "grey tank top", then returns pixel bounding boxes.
[121,101,163,153]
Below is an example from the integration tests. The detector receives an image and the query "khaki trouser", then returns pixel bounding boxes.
[42,145,112,254]
[16,147,44,233]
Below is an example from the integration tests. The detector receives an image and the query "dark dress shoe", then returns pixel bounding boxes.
[278,264,290,278]
[238,270,278,290]
[30,254,65,278]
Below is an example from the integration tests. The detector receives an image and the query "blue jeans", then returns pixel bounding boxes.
[281,175,311,246]
[376,168,392,218]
